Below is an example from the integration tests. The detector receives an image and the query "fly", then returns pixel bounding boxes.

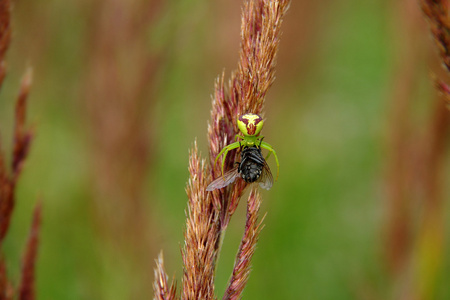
[206,146,273,191]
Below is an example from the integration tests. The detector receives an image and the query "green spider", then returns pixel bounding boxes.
[214,113,279,182]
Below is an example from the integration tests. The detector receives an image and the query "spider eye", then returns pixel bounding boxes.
[237,113,263,136]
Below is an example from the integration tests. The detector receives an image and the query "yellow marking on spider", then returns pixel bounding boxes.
[242,114,260,124]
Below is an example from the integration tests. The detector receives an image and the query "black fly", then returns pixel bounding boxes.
[206,146,273,191]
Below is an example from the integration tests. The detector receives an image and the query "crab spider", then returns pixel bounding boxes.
[214,113,279,180]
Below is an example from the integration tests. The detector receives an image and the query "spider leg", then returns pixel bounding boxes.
[260,141,279,180]
[235,134,245,142]
[214,144,229,166]
[216,141,241,178]
[257,136,265,147]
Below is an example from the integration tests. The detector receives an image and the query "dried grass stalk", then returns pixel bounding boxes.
[0,75,39,299]
[421,0,450,106]
[223,188,264,300]
[0,69,34,243]
[182,142,219,300]
[0,0,12,244]
[84,0,164,296]
[421,0,450,71]
[0,2,41,298]
[18,202,42,300]
[208,0,290,229]
[0,258,14,300]
[0,0,11,63]
[154,0,289,299]
[382,1,450,297]
[12,69,33,180]
[154,253,177,300]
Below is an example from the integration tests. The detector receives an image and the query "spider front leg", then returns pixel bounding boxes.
[257,136,264,146]
[235,134,245,142]
[214,141,241,178]
[260,141,280,180]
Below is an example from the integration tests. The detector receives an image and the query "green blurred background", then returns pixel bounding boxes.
[1,0,449,299]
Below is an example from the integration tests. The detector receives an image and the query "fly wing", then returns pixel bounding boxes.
[258,161,274,190]
[206,167,240,191]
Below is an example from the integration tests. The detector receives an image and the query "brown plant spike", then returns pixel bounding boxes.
[0,72,39,299]
[18,202,42,300]
[155,0,289,299]
[422,0,450,71]
[0,0,10,88]
[223,188,264,300]
[0,0,11,63]
[205,0,289,296]
[0,257,14,300]
[153,253,178,300]
[0,70,33,243]
[12,69,33,180]
[0,0,40,299]
[182,142,220,300]
[0,0,12,246]
[84,0,163,295]
[435,77,450,107]
[421,0,450,106]
[208,0,290,229]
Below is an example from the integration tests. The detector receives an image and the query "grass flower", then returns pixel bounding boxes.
[153,0,290,299]
[0,2,41,299]
[421,0,450,107]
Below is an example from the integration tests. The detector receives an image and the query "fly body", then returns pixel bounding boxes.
[206,144,273,191]
[239,146,265,183]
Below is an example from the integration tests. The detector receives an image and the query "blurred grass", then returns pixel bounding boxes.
[0,0,449,299]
